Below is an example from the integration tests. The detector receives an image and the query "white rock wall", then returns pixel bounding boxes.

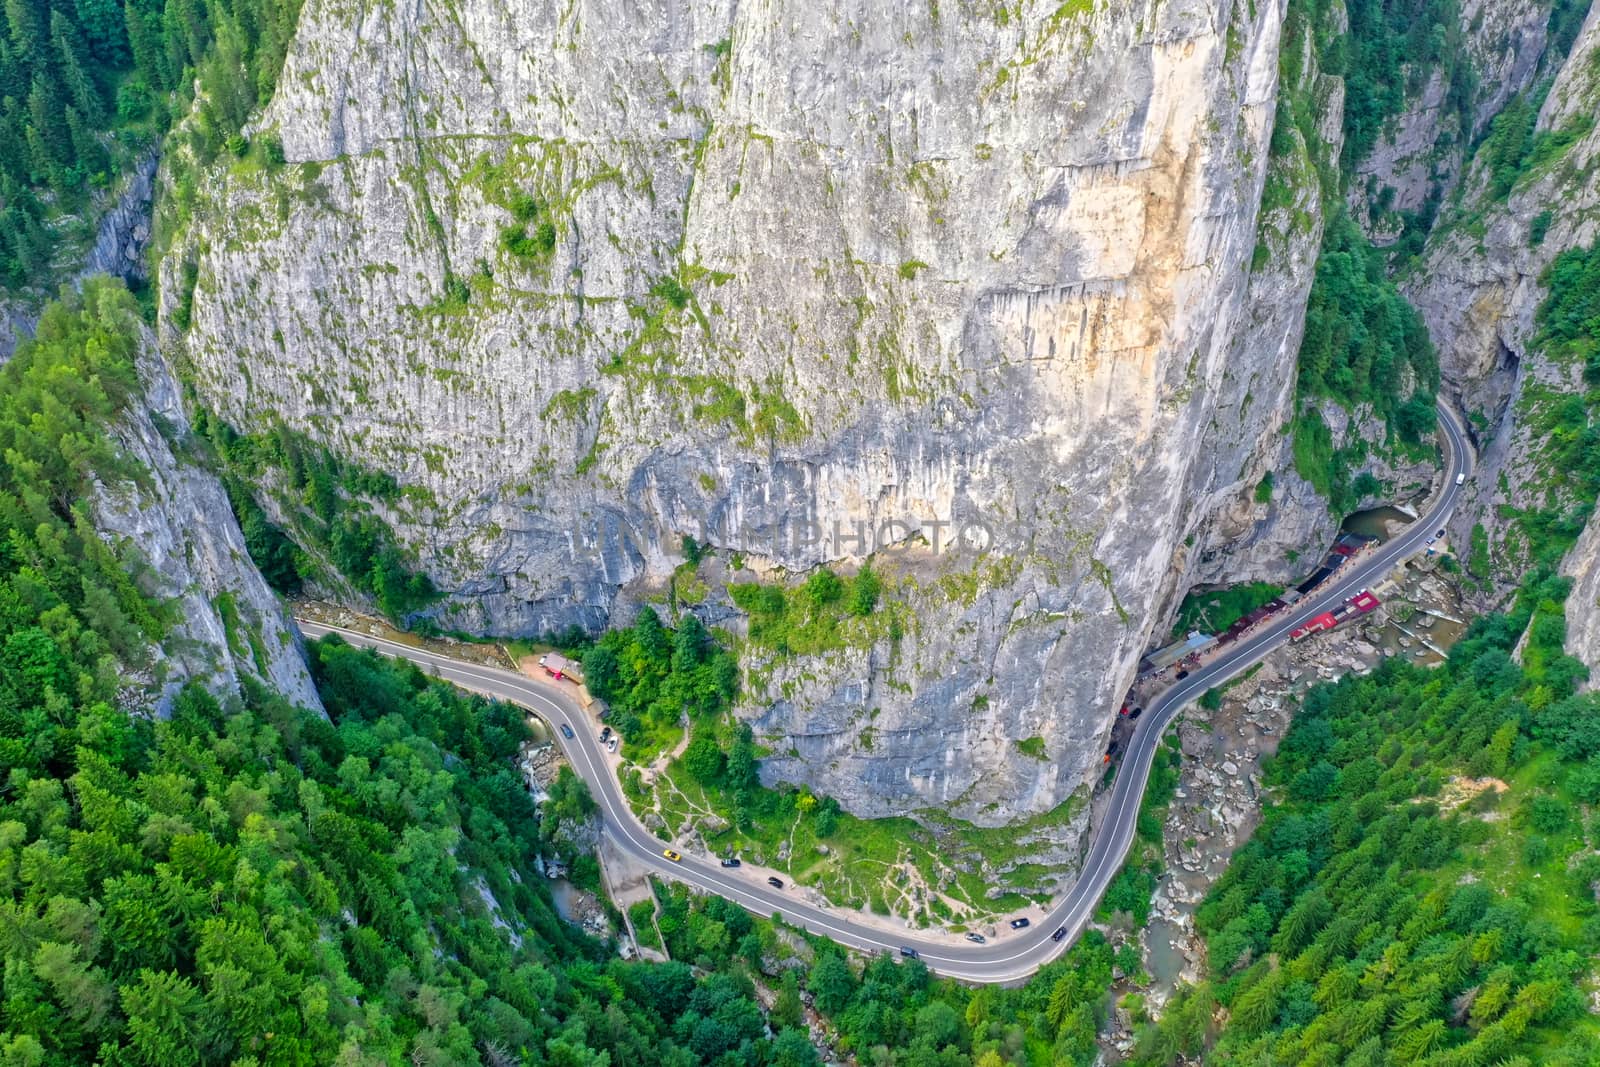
[1406,2,1600,672]
[97,324,323,714]
[167,0,1302,828]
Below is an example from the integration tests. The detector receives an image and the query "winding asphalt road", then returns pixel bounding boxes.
[296,404,1470,983]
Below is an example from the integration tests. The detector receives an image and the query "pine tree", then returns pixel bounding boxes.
[25,79,70,177]
[50,11,103,125]
[0,106,29,183]
[123,0,168,90]
[2,0,43,64]
[72,0,129,65]
[0,36,26,100]
[65,104,107,181]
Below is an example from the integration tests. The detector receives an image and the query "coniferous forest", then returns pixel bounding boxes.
[0,0,299,285]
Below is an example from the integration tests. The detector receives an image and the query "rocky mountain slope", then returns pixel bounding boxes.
[1406,0,1600,675]
[162,0,1318,829]
[103,318,323,713]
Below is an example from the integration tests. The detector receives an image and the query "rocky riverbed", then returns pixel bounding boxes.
[1115,559,1471,1040]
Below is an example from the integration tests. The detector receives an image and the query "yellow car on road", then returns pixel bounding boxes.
[662,849,682,862]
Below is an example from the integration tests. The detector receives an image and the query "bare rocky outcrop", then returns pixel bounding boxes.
[0,154,159,360]
[1349,0,1554,238]
[1562,509,1600,691]
[160,0,1326,834]
[96,317,322,714]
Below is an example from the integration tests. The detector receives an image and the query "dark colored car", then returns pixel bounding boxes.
[767,876,785,889]
[964,932,986,944]
[720,858,741,868]
[1176,670,1190,680]
[599,726,611,741]
[1052,927,1067,942]
[1009,917,1030,930]
[1437,529,1445,538]
[559,723,575,740]
[899,946,919,959]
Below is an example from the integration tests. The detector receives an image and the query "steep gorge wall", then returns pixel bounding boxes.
[105,321,324,714]
[1406,1,1600,673]
[166,0,1304,829]
[1350,0,1555,238]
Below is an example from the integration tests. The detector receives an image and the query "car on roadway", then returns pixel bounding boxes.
[964,932,986,944]
[662,849,682,862]
[1052,927,1067,942]
[720,857,741,868]
[1176,670,1189,680]
[1009,917,1030,930]
[1455,472,1465,485]
[767,876,785,889]
[559,723,575,740]
[899,947,919,959]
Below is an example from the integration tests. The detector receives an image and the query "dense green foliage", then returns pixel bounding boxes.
[644,877,1129,1065]
[1273,0,1445,505]
[0,279,171,752]
[195,415,437,621]
[804,932,1116,1065]
[581,606,740,757]
[0,280,830,1064]
[730,564,881,656]
[1337,0,1474,173]
[0,0,300,287]
[1538,242,1600,393]
[1171,582,1284,639]
[0,617,866,1064]
[1131,574,1600,1064]
[1296,213,1440,423]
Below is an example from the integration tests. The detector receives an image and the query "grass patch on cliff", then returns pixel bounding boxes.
[731,565,884,657]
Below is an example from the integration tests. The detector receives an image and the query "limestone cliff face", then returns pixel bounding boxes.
[1349,0,1552,239]
[99,322,323,715]
[0,154,158,360]
[1564,515,1600,692]
[1179,6,1344,595]
[166,0,1302,827]
[1406,2,1600,666]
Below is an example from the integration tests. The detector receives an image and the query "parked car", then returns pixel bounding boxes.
[559,723,575,740]
[899,947,919,959]
[607,736,619,753]
[964,932,986,945]
[1437,529,1446,538]
[1009,917,1030,930]
[1052,927,1067,942]
[662,849,682,862]
[720,857,741,868]
[599,726,611,741]
[767,876,785,889]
